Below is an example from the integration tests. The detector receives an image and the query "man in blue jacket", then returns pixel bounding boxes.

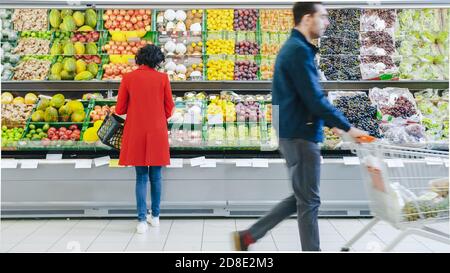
[233,2,368,251]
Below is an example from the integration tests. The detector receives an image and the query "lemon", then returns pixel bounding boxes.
[94,120,103,130]
[83,127,99,143]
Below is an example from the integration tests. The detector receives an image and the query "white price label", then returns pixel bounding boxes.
[109,159,124,168]
[127,37,141,42]
[252,159,269,168]
[21,160,39,169]
[2,159,18,169]
[75,159,92,169]
[46,153,63,160]
[94,156,111,167]
[167,159,183,168]
[385,159,404,168]
[236,159,252,167]
[320,156,324,164]
[444,159,449,168]
[200,159,216,168]
[190,156,206,167]
[424,157,443,165]
[343,157,360,165]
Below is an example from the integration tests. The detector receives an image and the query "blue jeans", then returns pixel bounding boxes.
[248,138,321,251]
[135,166,162,222]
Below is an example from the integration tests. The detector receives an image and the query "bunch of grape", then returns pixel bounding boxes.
[334,93,382,138]
[319,37,360,55]
[324,9,361,34]
[380,96,417,118]
[320,55,361,80]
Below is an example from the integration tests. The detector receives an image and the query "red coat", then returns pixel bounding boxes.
[115,65,174,166]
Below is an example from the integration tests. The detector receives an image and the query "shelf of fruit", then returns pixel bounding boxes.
[0,91,118,151]
[2,7,449,82]
[1,88,448,153]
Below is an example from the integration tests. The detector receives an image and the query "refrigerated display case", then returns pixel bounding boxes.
[1,1,449,218]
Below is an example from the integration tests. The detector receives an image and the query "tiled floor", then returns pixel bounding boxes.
[1,218,449,253]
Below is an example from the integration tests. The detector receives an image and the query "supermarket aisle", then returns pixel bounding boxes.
[1,218,449,253]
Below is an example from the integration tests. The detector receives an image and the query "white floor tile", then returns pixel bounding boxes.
[130,230,169,242]
[171,219,204,227]
[0,230,41,244]
[164,242,201,251]
[0,220,18,230]
[248,241,277,251]
[390,242,432,253]
[18,235,61,245]
[204,219,236,228]
[319,233,346,243]
[125,242,165,252]
[94,234,133,243]
[166,235,202,245]
[0,243,16,252]
[352,235,387,252]
[48,238,96,252]
[411,237,450,252]
[86,242,128,252]
[9,243,52,253]
[202,241,235,251]
[203,230,235,242]
[272,233,300,243]
[321,241,348,252]
[3,218,445,252]
[271,227,298,236]
[370,225,418,244]
[275,241,301,251]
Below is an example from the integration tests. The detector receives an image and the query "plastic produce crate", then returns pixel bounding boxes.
[18,122,86,151]
[47,8,102,31]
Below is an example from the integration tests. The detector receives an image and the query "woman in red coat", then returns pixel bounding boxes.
[115,45,174,234]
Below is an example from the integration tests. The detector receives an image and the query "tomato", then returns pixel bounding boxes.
[73,129,81,135]
[51,135,59,141]
[69,125,78,131]
[65,130,73,136]
[59,127,67,132]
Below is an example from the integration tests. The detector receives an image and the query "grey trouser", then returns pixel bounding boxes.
[248,138,321,251]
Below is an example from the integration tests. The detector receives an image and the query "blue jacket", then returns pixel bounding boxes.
[272,29,351,143]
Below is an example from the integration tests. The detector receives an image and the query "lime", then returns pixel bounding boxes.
[29,124,36,130]
[29,130,36,135]
[36,128,43,133]
[1,126,6,131]
[42,123,50,132]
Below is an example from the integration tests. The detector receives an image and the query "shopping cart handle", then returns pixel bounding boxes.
[356,135,376,143]
[341,133,377,144]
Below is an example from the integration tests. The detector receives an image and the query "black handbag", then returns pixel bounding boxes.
[97,113,125,150]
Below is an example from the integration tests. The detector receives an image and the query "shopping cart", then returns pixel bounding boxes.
[341,141,450,252]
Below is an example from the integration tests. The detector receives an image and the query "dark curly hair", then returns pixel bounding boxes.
[135,44,165,68]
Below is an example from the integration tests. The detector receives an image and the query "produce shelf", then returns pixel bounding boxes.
[2,80,449,91]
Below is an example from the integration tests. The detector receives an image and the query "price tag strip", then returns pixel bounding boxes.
[94,156,111,167]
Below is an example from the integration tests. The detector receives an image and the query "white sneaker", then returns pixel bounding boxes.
[136,222,148,234]
[147,216,160,227]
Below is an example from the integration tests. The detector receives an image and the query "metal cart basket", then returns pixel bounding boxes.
[341,143,450,252]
